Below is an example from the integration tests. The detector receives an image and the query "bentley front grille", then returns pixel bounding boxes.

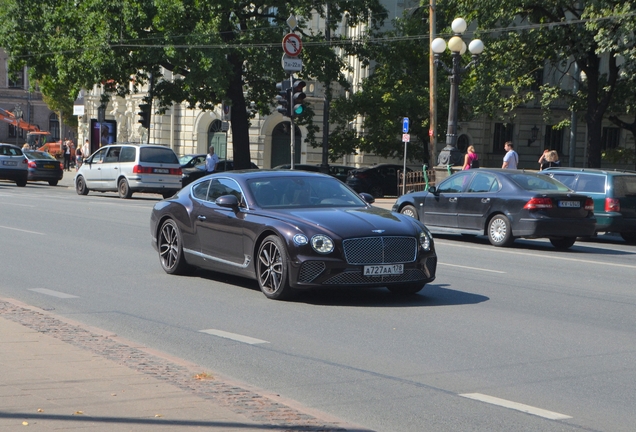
[343,236,417,265]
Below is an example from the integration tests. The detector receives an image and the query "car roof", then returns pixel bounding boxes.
[543,167,636,175]
[0,143,20,148]
[204,169,332,180]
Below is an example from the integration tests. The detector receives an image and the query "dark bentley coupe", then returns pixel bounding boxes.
[393,169,596,249]
[150,170,437,300]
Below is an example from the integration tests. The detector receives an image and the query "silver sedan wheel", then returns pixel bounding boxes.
[488,215,513,247]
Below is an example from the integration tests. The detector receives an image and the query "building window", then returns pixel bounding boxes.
[530,68,544,91]
[49,113,60,140]
[601,127,620,150]
[457,134,469,153]
[8,66,25,89]
[544,126,564,155]
[493,123,514,153]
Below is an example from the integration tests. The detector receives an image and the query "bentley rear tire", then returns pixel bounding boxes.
[158,219,193,275]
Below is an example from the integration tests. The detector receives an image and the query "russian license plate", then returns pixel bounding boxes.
[558,201,580,208]
[363,264,404,276]
[154,168,169,174]
[2,160,17,166]
[44,164,55,169]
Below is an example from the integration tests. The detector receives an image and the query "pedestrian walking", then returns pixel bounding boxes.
[205,146,219,174]
[63,139,72,171]
[462,145,480,170]
[75,144,83,170]
[82,139,91,159]
[502,141,519,169]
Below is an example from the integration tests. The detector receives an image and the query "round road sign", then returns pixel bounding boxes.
[282,33,302,57]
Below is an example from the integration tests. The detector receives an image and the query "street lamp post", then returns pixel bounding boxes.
[431,18,484,166]
[14,104,23,147]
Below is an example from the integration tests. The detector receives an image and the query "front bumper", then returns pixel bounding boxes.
[288,253,437,289]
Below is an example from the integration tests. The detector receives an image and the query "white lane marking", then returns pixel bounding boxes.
[0,201,36,207]
[439,262,505,274]
[459,393,572,420]
[440,241,636,270]
[28,288,79,299]
[199,329,269,345]
[0,225,45,235]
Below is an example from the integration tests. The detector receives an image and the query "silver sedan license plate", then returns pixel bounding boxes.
[559,201,580,208]
[154,168,169,174]
[3,160,17,166]
[364,264,404,276]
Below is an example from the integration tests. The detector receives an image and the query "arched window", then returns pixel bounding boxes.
[457,134,469,153]
[49,113,60,140]
[271,122,302,167]
[207,120,227,159]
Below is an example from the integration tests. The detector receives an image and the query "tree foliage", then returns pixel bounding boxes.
[0,0,387,168]
[449,0,636,168]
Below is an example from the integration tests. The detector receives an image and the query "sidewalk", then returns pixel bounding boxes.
[0,298,361,431]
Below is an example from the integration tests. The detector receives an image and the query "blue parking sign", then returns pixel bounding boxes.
[402,117,409,133]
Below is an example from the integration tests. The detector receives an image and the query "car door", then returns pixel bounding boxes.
[423,172,471,228]
[99,146,122,188]
[82,147,107,188]
[196,178,249,270]
[457,172,499,229]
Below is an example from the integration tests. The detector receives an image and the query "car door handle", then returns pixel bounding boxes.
[449,197,457,203]
[197,215,206,221]
[481,198,490,203]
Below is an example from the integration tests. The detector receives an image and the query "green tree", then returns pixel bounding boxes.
[451,0,636,168]
[0,0,387,169]
[329,8,442,165]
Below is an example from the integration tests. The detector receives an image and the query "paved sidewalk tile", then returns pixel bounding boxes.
[0,298,356,431]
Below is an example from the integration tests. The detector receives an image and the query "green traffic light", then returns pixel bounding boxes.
[293,104,304,115]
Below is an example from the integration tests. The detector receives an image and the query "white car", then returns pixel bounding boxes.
[0,143,28,187]
[74,144,182,199]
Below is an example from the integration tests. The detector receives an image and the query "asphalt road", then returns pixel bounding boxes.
[2,180,636,432]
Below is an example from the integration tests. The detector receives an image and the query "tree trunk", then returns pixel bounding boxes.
[226,52,252,170]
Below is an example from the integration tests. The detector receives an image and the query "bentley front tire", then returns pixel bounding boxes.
[257,235,294,300]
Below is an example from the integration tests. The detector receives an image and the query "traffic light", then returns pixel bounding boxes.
[291,79,306,117]
[276,81,291,117]
[138,103,151,128]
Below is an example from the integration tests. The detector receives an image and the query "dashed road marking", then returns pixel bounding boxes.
[199,329,269,345]
[439,263,505,273]
[0,225,45,235]
[459,393,572,420]
[28,288,79,299]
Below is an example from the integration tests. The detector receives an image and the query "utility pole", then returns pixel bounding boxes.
[320,3,331,174]
[429,0,437,166]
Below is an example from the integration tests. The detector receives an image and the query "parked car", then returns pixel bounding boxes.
[346,163,413,197]
[179,154,207,169]
[181,158,259,186]
[150,170,437,300]
[273,163,355,182]
[75,144,182,199]
[0,143,28,187]
[23,150,64,186]
[540,168,636,243]
[393,168,596,249]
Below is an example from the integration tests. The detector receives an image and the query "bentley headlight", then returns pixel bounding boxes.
[419,231,431,251]
[311,234,334,254]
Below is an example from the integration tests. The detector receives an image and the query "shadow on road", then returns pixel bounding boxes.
[433,233,635,255]
[196,268,488,307]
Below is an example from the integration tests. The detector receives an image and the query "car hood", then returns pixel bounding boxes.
[270,206,421,238]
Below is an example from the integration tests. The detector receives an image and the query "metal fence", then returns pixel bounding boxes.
[398,169,436,196]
